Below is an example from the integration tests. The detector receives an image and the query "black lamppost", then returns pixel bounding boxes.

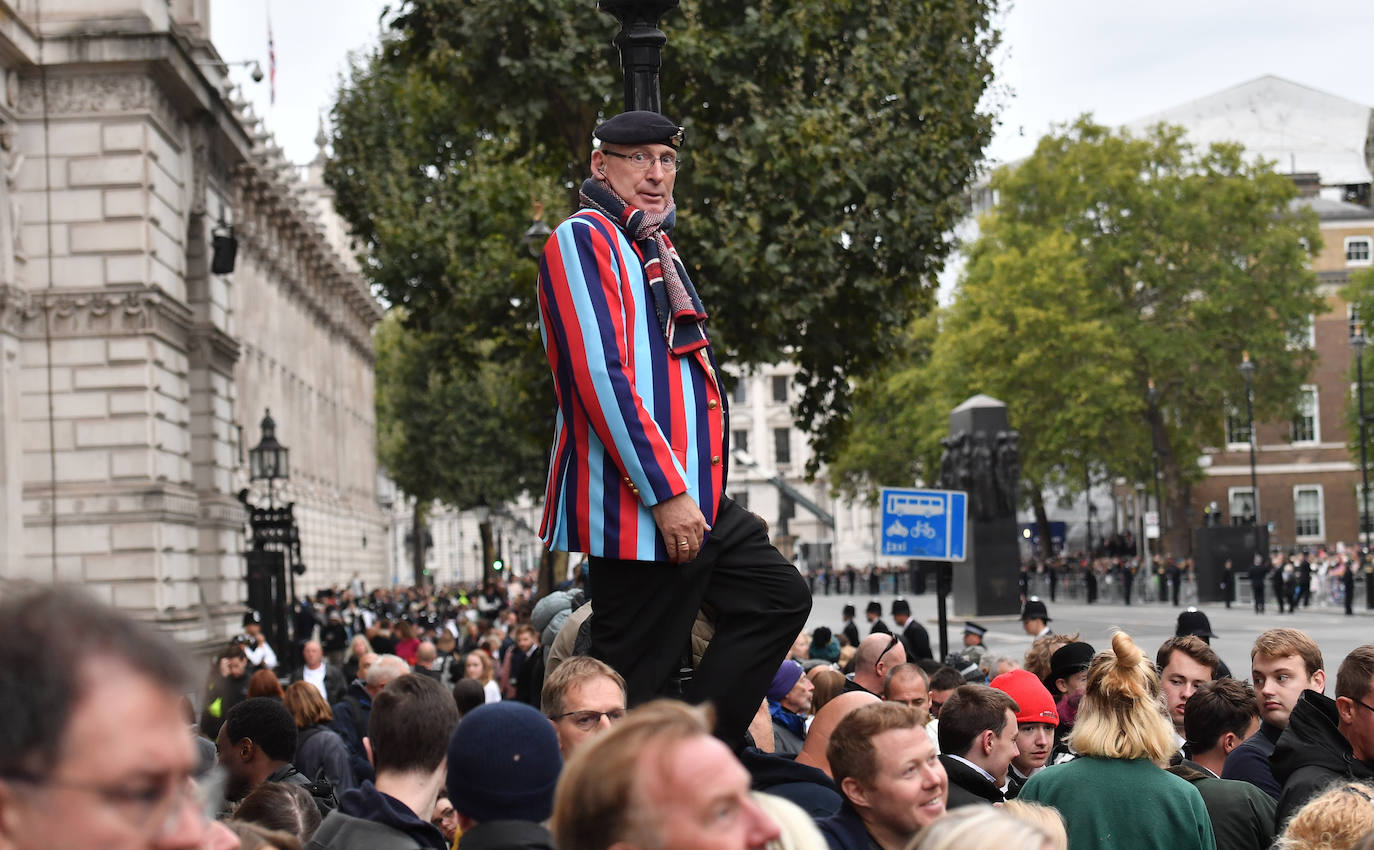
[1146,379,1164,552]
[249,409,290,510]
[1352,326,1373,608]
[1238,352,1259,528]
[598,0,679,112]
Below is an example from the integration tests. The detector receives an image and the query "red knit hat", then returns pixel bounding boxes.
[991,668,1059,727]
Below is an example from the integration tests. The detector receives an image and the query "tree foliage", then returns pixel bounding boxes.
[329,0,1002,475]
[374,312,549,512]
[1341,266,1374,475]
[833,118,1324,555]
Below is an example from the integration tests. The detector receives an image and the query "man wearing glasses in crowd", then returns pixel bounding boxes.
[542,655,629,757]
[845,633,909,697]
[0,586,237,850]
[536,109,810,748]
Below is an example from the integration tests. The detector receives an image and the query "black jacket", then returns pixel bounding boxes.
[1271,690,1374,826]
[816,802,874,850]
[306,782,447,850]
[457,820,556,850]
[939,754,1004,807]
[292,663,348,707]
[899,619,933,661]
[842,621,860,650]
[740,747,842,818]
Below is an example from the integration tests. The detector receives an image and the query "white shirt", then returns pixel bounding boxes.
[483,680,502,704]
[303,663,327,702]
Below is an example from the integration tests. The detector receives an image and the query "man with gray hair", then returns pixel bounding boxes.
[332,653,409,785]
[291,639,346,705]
[0,586,234,850]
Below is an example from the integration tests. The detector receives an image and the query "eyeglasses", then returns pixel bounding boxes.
[602,150,682,173]
[552,708,627,731]
[876,634,900,666]
[1,765,224,838]
[1356,697,1374,716]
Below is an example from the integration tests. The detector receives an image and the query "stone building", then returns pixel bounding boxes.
[0,0,387,647]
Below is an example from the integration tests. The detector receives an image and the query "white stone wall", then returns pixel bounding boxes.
[0,1,386,652]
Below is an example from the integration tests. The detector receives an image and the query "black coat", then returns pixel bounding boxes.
[1272,690,1374,826]
[740,747,843,818]
[456,820,556,850]
[939,754,1005,808]
[292,663,348,707]
[899,618,933,661]
[842,621,860,649]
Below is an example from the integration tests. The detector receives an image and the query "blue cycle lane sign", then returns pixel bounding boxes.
[879,488,968,562]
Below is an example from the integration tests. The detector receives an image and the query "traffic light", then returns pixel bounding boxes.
[493,559,504,572]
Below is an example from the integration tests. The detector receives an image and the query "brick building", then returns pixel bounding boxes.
[1134,77,1374,550]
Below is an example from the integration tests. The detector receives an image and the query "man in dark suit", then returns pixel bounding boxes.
[291,639,346,706]
[841,604,860,649]
[865,601,890,636]
[937,685,1020,807]
[891,599,932,661]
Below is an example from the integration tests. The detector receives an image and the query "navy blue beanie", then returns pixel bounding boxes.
[446,701,563,823]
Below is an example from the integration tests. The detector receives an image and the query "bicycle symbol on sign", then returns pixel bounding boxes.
[911,521,937,539]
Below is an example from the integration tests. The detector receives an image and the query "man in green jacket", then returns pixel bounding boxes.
[1168,679,1275,850]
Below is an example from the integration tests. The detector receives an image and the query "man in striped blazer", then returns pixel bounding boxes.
[536,110,811,748]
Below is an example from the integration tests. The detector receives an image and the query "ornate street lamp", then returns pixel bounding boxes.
[249,409,290,509]
[1238,352,1259,527]
[598,0,679,112]
[1146,379,1164,550]
[1352,326,1372,608]
[523,202,552,259]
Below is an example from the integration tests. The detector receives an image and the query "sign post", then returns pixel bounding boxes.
[880,488,968,659]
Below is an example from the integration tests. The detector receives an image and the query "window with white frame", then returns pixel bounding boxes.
[1224,406,1251,446]
[773,427,791,465]
[731,379,746,404]
[1293,485,1323,540]
[731,428,749,455]
[771,375,788,404]
[1347,236,1373,267]
[1228,487,1255,526]
[1291,386,1319,444]
[1287,314,1316,350]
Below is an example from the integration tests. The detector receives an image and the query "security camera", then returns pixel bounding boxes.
[250,62,264,84]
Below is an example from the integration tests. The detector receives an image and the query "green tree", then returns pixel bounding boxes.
[833,118,1324,556]
[1341,266,1374,532]
[328,0,1002,472]
[375,312,550,583]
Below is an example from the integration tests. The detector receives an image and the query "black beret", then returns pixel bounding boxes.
[594,110,685,149]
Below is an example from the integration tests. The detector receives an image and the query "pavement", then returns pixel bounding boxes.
[802,588,1374,681]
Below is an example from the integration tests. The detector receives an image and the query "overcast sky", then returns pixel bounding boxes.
[210,1,1374,168]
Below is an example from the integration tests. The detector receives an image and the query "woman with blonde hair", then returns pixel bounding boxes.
[464,649,501,703]
[1019,631,1214,850]
[907,806,1058,850]
[1001,800,1068,850]
[1275,781,1374,850]
[281,681,356,794]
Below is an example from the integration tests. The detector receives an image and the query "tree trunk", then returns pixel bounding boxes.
[1031,488,1052,558]
[411,502,428,586]
[479,520,495,588]
[1146,406,1175,558]
[538,549,564,598]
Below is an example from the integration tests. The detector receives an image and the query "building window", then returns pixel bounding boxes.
[731,379,746,404]
[1291,386,1318,444]
[771,375,789,404]
[773,427,791,465]
[1359,484,1374,537]
[1346,236,1372,267]
[1287,314,1315,350]
[1293,486,1323,540]
[731,429,749,455]
[733,490,749,511]
[1224,407,1251,446]
[1228,487,1255,526]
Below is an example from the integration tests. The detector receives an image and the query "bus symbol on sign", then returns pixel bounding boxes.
[886,492,946,518]
[878,488,967,562]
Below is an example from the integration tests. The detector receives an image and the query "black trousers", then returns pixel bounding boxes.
[587,496,812,748]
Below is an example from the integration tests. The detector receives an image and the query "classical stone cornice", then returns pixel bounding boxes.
[187,321,240,375]
[15,286,193,345]
[0,282,29,335]
[18,69,185,141]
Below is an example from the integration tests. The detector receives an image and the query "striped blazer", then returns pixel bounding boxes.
[536,209,727,561]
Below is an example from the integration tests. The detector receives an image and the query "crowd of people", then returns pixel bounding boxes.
[5,576,1374,850]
